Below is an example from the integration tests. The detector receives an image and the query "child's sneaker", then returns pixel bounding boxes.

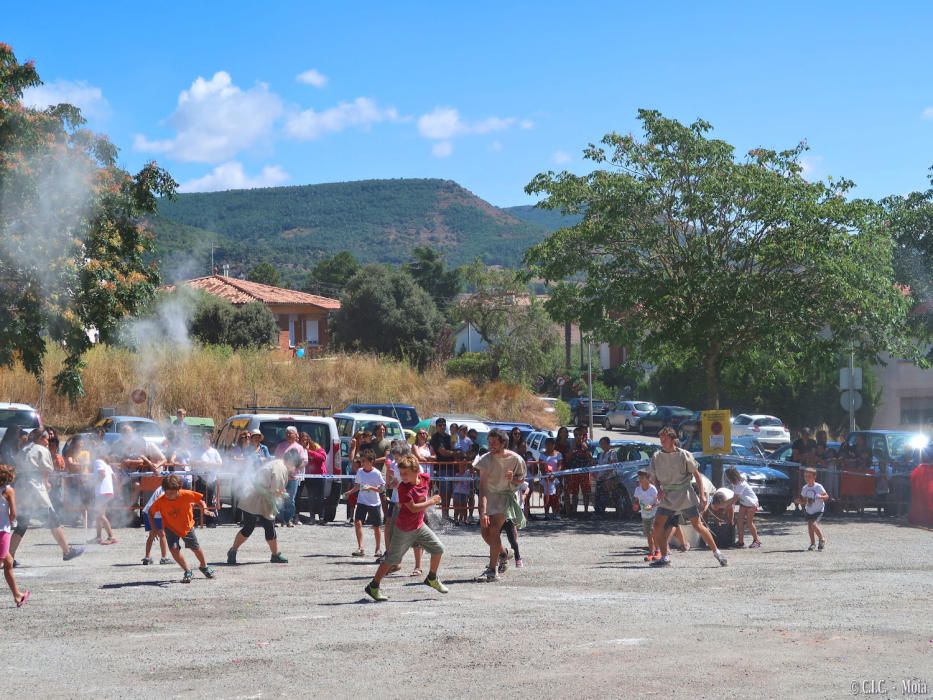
[199,566,215,579]
[63,546,84,561]
[649,555,671,567]
[227,549,237,565]
[270,552,288,564]
[515,558,524,569]
[364,582,388,602]
[497,551,509,574]
[159,557,172,565]
[142,557,152,565]
[475,566,498,582]
[424,575,449,594]
[714,550,728,567]
[182,570,193,583]
[807,543,817,551]
[818,539,826,551]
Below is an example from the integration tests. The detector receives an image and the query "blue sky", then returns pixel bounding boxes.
[6,1,933,206]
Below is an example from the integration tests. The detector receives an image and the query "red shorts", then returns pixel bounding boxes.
[0,531,10,560]
[567,474,592,493]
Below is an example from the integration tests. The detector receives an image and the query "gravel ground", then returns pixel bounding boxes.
[4,509,932,699]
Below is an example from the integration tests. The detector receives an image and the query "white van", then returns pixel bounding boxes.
[333,412,406,465]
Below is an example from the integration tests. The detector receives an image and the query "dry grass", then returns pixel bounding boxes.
[0,346,558,433]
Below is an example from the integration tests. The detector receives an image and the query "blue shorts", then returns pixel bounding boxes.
[142,512,163,532]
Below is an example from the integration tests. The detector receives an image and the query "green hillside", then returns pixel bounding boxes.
[148,179,557,286]
[504,204,582,231]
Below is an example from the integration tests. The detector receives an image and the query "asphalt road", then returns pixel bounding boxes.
[4,510,931,698]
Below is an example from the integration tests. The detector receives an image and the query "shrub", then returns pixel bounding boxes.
[446,352,499,382]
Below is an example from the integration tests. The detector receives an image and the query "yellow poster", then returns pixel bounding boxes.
[701,410,731,454]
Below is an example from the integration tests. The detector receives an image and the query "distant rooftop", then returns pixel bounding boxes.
[170,275,341,310]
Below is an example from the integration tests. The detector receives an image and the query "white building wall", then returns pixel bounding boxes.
[872,351,933,430]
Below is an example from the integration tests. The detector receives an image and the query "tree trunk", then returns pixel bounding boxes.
[564,321,572,370]
[704,344,721,409]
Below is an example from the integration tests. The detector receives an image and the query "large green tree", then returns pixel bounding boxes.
[404,245,461,313]
[524,110,919,408]
[303,251,360,297]
[331,265,443,369]
[0,44,176,401]
[247,261,281,287]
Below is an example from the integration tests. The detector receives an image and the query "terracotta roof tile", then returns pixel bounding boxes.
[174,275,341,310]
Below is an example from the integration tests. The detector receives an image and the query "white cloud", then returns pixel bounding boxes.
[922,106,933,120]
[799,155,824,181]
[432,141,454,158]
[519,119,535,130]
[21,80,110,120]
[552,150,572,165]
[134,71,283,163]
[284,97,399,140]
[296,69,328,88]
[417,106,530,140]
[179,161,289,193]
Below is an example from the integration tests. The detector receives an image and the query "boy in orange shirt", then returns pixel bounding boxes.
[149,474,216,583]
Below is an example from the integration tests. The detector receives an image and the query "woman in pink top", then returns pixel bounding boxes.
[303,439,328,525]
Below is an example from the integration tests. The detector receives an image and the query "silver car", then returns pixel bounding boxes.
[604,401,656,432]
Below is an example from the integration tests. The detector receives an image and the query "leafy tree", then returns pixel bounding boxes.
[457,261,525,343]
[404,245,462,312]
[190,294,233,346]
[303,251,360,297]
[524,109,919,408]
[0,44,176,401]
[331,265,443,369]
[247,261,281,287]
[189,294,276,349]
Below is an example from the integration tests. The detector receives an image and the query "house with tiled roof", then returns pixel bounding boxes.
[175,275,340,353]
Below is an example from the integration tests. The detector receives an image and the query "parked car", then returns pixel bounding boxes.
[678,411,702,442]
[694,454,793,514]
[843,430,931,475]
[567,398,614,427]
[164,416,215,441]
[537,397,559,414]
[334,412,406,463]
[215,410,341,522]
[603,400,656,431]
[525,429,556,461]
[599,458,715,519]
[767,441,839,462]
[421,415,492,449]
[340,403,420,431]
[92,416,165,447]
[637,405,693,435]
[730,414,791,448]
[0,402,42,443]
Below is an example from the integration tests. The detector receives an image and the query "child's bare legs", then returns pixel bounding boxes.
[145,530,168,559]
[96,509,113,541]
[371,525,382,553]
[3,554,24,603]
[169,545,189,572]
[354,520,364,550]
[191,547,207,569]
[735,508,746,545]
[413,546,423,571]
[427,551,442,576]
[808,520,824,544]
[746,507,760,543]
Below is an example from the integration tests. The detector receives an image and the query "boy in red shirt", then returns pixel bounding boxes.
[364,454,448,602]
[149,474,216,583]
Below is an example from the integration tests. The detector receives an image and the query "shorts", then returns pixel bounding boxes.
[657,505,700,521]
[453,493,468,506]
[567,474,592,493]
[483,491,511,516]
[166,528,200,550]
[805,511,824,523]
[15,507,62,533]
[95,493,114,512]
[354,503,383,527]
[641,517,656,537]
[142,512,164,532]
[384,524,444,566]
[0,531,10,559]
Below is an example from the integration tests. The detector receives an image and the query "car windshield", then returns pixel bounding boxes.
[0,409,40,428]
[886,433,929,460]
[672,408,694,418]
[357,420,404,440]
[734,415,752,425]
[633,402,654,411]
[257,421,332,450]
[754,417,783,427]
[125,421,164,438]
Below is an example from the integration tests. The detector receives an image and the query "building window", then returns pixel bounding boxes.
[305,318,320,346]
[901,397,933,426]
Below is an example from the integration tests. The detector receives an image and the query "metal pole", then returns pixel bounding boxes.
[587,341,594,440]
[849,349,856,433]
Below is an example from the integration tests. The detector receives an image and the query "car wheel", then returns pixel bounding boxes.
[603,417,611,430]
[623,419,631,431]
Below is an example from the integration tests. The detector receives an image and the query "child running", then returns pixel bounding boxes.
[726,467,761,548]
[798,467,829,551]
[633,468,659,561]
[347,449,385,558]
[365,454,448,602]
[90,458,117,545]
[141,485,171,565]
[149,474,216,583]
[0,464,29,607]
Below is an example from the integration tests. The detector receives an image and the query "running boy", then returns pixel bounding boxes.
[798,467,829,551]
[149,474,216,582]
[141,484,171,565]
[347,449,385,557]
[633,468,659,561]
[0,464,29,607]
[365,454,448,601]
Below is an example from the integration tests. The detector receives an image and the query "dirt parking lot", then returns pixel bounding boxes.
[4,512,932,699]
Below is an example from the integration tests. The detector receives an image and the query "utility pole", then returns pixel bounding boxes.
[587,341,594,440]
[848,349,856,433]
